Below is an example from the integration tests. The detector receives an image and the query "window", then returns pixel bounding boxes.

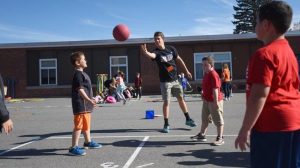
[194,52,232,80]
[39,59,57,85]
[110,56,128,82]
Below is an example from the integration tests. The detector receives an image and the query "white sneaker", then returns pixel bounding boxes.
[211,136,224,146]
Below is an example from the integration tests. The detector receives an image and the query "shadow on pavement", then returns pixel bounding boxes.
[165,148,250,168]
[0,148,69,159]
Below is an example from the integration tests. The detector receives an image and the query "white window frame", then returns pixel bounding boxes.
[109,56,128,82]
[39,58,57,86]
[194,52,232,80]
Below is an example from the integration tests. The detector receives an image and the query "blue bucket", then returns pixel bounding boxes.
[145,110,155,119]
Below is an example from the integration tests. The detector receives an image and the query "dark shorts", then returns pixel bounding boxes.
[250,129,300,168]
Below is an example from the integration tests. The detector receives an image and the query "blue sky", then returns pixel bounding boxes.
[0,0,299,44]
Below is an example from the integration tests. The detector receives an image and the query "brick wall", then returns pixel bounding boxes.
[0,49,27,98]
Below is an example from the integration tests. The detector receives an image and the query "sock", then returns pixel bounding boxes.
[184,112,191,120]
[164,118,169,126]
[217,135,223,139]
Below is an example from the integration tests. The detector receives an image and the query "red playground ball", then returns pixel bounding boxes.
[113,24,130,41]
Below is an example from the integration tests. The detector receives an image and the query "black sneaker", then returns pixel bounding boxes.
[190,133,207,142]
[162,125,170,133]
[185,119,197,127]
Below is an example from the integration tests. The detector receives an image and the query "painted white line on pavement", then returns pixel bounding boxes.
[47,134,238,140]
[0,134,238,156]
[0,137,43,156]
[123,136,149,168]
[136,163,154,168]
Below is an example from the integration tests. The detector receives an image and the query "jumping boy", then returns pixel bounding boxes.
[235,1,300,167]
[141,31,196,133]
[69,51,101,156]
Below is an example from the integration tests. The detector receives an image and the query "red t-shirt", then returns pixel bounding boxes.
[246,39,300,132]
[202,69,223,102]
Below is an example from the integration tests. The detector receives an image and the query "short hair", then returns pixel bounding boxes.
[223,64,229,69]
[70,51,84,66]
[154,31,165,39]
[202,56,214,67]
[258,1,293,34]
[118,71,124,78]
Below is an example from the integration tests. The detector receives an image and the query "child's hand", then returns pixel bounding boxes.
[213,102,219,110]
[186,71,192,79]
[89,99,97,107]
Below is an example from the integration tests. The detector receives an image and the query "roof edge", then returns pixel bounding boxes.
[0,31,299,49]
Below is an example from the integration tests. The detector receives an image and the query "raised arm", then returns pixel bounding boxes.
[140,44,156,59]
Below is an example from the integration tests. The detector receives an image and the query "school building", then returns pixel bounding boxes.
[0,32,299,98]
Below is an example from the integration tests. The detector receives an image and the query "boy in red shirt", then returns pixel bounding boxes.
[191,56,224,146]
[235,1,300,167]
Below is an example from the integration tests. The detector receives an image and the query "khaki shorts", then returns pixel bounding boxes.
[202,100,224,127]
[160,80,183,101]
[73,113,91,131]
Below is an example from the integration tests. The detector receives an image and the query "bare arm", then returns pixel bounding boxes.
[140,44,156,59]
[176,56,192,79]
[78,89,96,106]
[212,88,219,109]
[213,88,219,104]
[235,84,270,151]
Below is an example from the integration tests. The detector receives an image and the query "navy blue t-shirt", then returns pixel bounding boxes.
[153,45,179,82]
[71,70,93,115]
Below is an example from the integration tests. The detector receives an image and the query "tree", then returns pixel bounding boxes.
[232,0,272,34]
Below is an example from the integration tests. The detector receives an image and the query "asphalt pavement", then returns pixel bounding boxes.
[0,93,249,168]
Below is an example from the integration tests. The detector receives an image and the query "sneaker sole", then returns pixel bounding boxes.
[190,138,207,142]
[84,145,102,149]
[211,141,225,146]
[68,152,86,156]
[186,123,197,127]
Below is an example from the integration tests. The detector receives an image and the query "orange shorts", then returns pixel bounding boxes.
[73,113,91,131]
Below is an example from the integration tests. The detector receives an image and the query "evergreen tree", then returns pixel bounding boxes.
[232,0,272,34]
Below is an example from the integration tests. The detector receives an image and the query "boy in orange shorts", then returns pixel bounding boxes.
[69,51,101,156]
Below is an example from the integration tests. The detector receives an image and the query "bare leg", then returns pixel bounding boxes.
[200,121,209,135]
[177,96,188,113]
[163,100,170,119]
[217,125,224,137]
[82,130,91,144]
[72,129,81,147]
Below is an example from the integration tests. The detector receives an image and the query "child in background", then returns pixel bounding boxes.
[179,72,189,99]
[116,71,127,104]
[134,72,142,100]
[221,64,231,101]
